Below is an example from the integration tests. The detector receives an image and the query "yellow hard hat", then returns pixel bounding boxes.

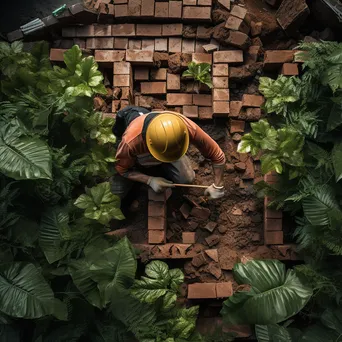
[146,112,189,163]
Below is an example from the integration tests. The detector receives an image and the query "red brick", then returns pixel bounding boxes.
[180,203,191,218]
[169,38,182,53]
[167,73,181,90]
[114,0,128,3]
[213,89,229,101]
[218,0,230,10]
[112,24,135,36]
[213,77,229,89]
[264,197,283,219]
[114,38,128,49]
[193,94,212,106]
[182,232,196,244]
[148,188,166,201]
[148,229,166,244]
[281,63,299,76]
[112,100,121,112]
[182,40,195,53]
[264,50,295,69]
[50,49,66,61]
[230,119,245,133]
[213,101,230,116]
[73,38,86,49]
[213,64,228,76]
[114,61,131,74]
[183,105,198,118]
[246,108,261,121]
[126,50,154,64]
[227,31,250,49]
[141,82,167,94]
[128,39,142,49]
[203,43,219,53]
[167,94,193,106]
[155,38,168,52]
[265,231,283,245]
[198,0,212,5]
[162,24,183,37]
[76,25,95,37]
[184,0,196,4]
[62,27,76,37]
[151,68,167,80]
[135,68,150,80]
[188,283,217,299]
[113,74,131,87]
[216,282,233,298]
[148,201,166,217]
[95,50,126,62]
[96,38,114,49]
[264,172,279,184]
[114,4,128,17]
[213,50,244,64]
[155,2,169,17]
[205,249,218,262]
[199,107,212,120]
[242,94,264,107]
[136,24,162,37]
[225,16,249,34]
[183,6,212,20]
[128,0,141,16]
[195,41,205,53]
[190,206,210,220]
[94,24,112,36]
[142,39,155,51]
[229,101,242,117]
[246,45,261,64]
[230,5,247,20]
[148,217,166,230]
[192,53,212,64]
[121,87,132,100]
[141,0,155,16]
[169,1,182,18]
[265,218,282,231]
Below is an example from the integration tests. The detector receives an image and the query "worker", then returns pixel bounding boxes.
[111,106,226,200]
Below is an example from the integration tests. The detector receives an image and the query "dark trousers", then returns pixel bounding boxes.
[111,155,195,199]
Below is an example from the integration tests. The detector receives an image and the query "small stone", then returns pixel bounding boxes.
[225,163,235,173]
[218,225,228,234]
[180,203,191,219]
[207,263,222,279]
[232,133,242,142]
[205,234,220,247]
[231,207,242,216]
[203,222,218,233]
[192,253,207,268]
[234,162,246,172]
[205,249,219,262]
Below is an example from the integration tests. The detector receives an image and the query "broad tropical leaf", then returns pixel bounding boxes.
[221,260,312,325]
[332,140,342,182]
[0,262,67,320]
[255,324,301,342]
[63,45,82,74]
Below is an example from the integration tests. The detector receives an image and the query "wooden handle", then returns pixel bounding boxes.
[171,183,209,189]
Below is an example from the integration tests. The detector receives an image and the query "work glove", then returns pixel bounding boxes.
[204,184,225,199]
[148,177,174,193]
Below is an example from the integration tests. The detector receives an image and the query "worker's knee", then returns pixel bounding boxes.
[175,169,195,184]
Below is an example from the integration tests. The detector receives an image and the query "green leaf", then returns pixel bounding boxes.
[0,120,52,180]
[0,262,67,320]
[64,45,82,74]
[255,324,294,342]
[169,268,184,291]
[332,140,342,182]
[260,154,283,174]
[322,64,342,92]
[163,292,177,310]
[11,41,23,54]
[145,260,170,280]
[221,260,312,325]
[75,56,105,91]
[327,98,342,131]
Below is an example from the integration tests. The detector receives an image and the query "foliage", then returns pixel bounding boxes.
[221,260,312,325]
[182,62,213,90]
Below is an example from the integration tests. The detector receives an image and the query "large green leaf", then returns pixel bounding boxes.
[0,120,51,180]
[63,45,82,74]
[255,324,292,342]
[221,260,312,325]
[0,262,67,320]
[332,140,342,182]
[322,64,342,92]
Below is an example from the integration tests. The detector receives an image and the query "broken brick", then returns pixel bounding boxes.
[217,0,230,10]
[265,231,284,245]
[242,94,264,107]
[203,43,219,53]
[216,282,233,298]
[230,119,245,133]
[234,162,246,172]
[182,232,196,244]
[251,21,263,37]
[167,73,181,90]
[205,234,220,247]
[214,50,243,64]
[188,283,216,299]
[192,253,207,267]
[197,26,213,40]
[213,77,229,88]
[167,94,193,106]
[264,50,295,69]
[183,105,199,118]
[193,94,212,107]
[192,53,212,64]
[281,63,299,76]
[213,64,229,76]
[148,230,166,244]
[141,82,167,94]
[227,31,251,50]
[207,263,222,279]
[190,206,211,220]
[205,249,219,262]
[225,16,249,34]
[242,158,255,179]
[169,1,182,18]
[245,108,261,121]
[213,89,229,101]
[204,222,218,233]
[180,203,191,219]
[112,100,121,112]
[230,5,247,20]
[148,201,166,217]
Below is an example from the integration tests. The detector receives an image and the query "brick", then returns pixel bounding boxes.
[148,188,167,201]
[112,24,136,36]
[230,119,245,133]
[246,108,261,121]
[50,49,66,61]
[114,61,131,75]
[76,25,95,37]
[135,68,150,80]
[169,38,182,53]
[203,43,219,53]
[213,64,228,76]
[213,89,229,101]
[113,75,131,87]
[155,38,168,52]
[151,68,167,80]
[264,50,295,70]
[192,53,212,64]
[230,5,248,20]
[114,0,128,3]
[188,283,216,299]
[128,39,142,49]
[184,0,196,4]
[126,50,154,64]
[128,0,141,16]
[229,101,242,117]
[264,172,279,184]
[191,206,211,220]
[183,105,198,118]
[225,16,250,35]
[264,197,283,219]
[148,216,166,231]
[169,1,182,18]
[148,201,166,217]
[62,27,76,38]
[114,4,128,17]
[98,3,115,21]
[155,2,169,17]
[95,50,126,62]
[112,100,121,112]
[167,94,193,106]
[281,63,299,76]
[121,87,132,100]
[193,94,212,106]
[216,282,233,298]
[251,21,263,37]
[199,107,212,120]
[141,82,167,94]
[198,0,212,5]
[218,0,230,10]
[205,249,218,262]
[142,39,155,51]
[242,94,264,107]
[73,38,86,49]
[195,41,205,53]
[136,24,162,37]
[182,40,195,53]
[167,74,181,90]
[214,50,244,64]
[162,24,183,37]
[148,229,166,244]
[141,0,155,16]
[182,232,196,244]
[265,231,283,245]
[213,77,229,89]
[183,6,211,20]
[213,101,230,115]
[265,218,282,231]
[114,38,128,50]
[227,31,251,50]
[95,38,114,49]
[94,24,112,36]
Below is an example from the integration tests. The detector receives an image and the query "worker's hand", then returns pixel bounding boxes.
[148,177,174,193]
[204,184,225,199]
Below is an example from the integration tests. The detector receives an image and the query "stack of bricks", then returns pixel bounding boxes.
[187,281,233,299]
[113,61,133,111]
[264,50,299,76]
[263,172,284,245]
